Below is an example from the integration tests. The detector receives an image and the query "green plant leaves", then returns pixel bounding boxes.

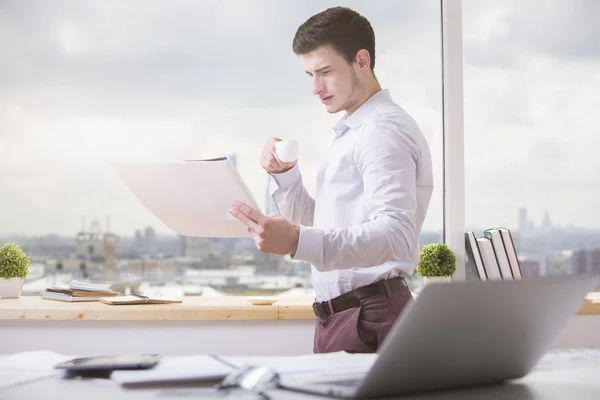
[0,242,30,279]
[416,243,456,278]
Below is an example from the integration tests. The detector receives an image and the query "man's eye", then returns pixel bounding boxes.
[321,70,331,76]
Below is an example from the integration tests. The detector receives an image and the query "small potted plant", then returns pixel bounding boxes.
[0,242,30,298]
[416,243,456,284]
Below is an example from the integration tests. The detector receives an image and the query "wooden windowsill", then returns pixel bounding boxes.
[0,293,599,321]
[0,296,316,321]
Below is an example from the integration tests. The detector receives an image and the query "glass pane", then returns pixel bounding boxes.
[1,0,443,297]
[463,1,600,285]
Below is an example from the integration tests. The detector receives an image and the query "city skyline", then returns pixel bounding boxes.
[3,206,597,239]
[1,0,599,235]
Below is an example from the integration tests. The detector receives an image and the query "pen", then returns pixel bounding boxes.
[132,292,149,300]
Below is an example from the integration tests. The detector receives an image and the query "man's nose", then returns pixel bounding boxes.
[312,77,324,96]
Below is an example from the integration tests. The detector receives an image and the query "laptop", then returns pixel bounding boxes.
[279,275,597,399]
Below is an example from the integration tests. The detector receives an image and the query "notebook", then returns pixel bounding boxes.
[68,280,114,292]
[42,291,103,302]
[41,281,119,302]
[99,295,183,305]
[45,288,119,297]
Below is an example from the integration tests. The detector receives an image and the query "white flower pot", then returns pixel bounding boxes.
[0,277,24,298]
[423,276,451,285]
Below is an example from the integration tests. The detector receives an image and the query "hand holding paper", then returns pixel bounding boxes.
[229,201,300,255]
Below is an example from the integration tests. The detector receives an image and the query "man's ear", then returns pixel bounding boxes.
[355,49,371,72]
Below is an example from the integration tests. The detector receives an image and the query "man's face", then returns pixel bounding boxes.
[301,45,361,114]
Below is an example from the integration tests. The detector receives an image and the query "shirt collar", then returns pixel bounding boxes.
[332,89,392,134]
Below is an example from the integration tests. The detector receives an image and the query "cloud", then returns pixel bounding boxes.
[5,0,599,237]
[4,0,598,237]
[504,0,600,59]
[463,13,600,230]
[0,0,438,113]
[463,0,600,69]
[0,0,445,236]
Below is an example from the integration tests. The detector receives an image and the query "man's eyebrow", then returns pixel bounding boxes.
[305,66,332,75]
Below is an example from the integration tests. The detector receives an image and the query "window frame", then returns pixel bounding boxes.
[441,0,466,280]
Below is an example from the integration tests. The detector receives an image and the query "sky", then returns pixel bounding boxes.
[0,0,598,236]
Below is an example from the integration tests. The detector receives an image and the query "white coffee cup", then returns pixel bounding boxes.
[275,140,299,163]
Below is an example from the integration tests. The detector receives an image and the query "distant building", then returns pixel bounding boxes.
[520,260,540,277]
[144,226,157,250]
[179,236,213,258]
[132,226,159,255]
[134,229,144,248]
[593,250,600,275]
[255,252,285,272]
[541,211,553,231]
[125,259,177,280]
[572,249,600,276]
[75,218,117,269]
[572,250,589,275]
[76,220,114,258]
[518,207,528,236]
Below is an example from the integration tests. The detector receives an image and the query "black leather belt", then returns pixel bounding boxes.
[312,276,408,319]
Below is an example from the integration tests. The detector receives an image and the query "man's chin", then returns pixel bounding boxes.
[324,104,343,114]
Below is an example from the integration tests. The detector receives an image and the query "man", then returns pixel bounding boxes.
[229,6,433,353]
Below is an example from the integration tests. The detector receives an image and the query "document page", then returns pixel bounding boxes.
[112,158,262,238]
[111,355,235,387]
[222,351,378,377]
[0,351,74,390]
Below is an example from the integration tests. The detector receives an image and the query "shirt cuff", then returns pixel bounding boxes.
[292,226,323,267]
[269,164,300,196]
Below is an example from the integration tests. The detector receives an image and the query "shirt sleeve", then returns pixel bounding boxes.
[292,120,420,271]
[269,163,315,227]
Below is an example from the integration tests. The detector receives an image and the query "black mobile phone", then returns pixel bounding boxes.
[54,354,161,372]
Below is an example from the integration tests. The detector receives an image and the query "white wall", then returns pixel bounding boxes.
[1,316,599,356]
[0,320,315,356]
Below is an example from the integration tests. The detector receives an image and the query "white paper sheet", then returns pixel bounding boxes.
[112,158,262,238]
[0,351,74,390]
[534,348,600,370]
[111,355,235,387]
[222,351,378,377]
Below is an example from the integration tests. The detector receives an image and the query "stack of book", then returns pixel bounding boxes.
[42,280,119,302]
[465,227,523,281]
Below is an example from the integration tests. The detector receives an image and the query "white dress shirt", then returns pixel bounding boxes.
[270,89,433,302]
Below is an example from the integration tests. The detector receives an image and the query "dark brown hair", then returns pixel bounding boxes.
[292,7,376,71]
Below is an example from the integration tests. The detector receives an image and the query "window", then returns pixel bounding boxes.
[463,0,600,284]
[1,1,444,297]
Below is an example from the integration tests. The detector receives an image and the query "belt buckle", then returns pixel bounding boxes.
[312,302,330,318]
[312,302,324,318]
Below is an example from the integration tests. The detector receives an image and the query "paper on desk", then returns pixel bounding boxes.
[534,348,600,370]
[222,351,378,377]
[112,158,262,238]
[111,355,235,387]
[586,293,600,302]
[0,350,74,390]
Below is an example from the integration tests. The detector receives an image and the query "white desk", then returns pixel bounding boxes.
[2,354,600,400]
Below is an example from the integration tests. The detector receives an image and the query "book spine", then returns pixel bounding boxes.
[476,237,502,280]
[484,230,513,279]
[501,229,523,279]
[465,232,488,281]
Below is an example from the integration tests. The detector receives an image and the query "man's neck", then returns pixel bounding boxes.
[346,80,382,115]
